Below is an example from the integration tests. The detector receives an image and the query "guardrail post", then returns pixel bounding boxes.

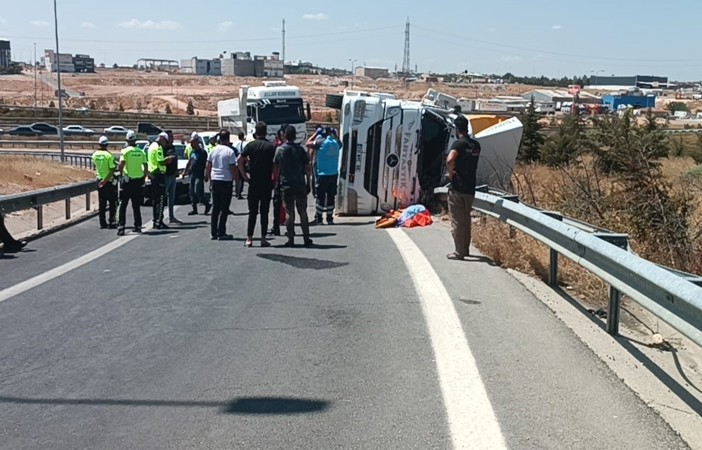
[65,198,71,220]
[543,212,564,287]
[35,206,43,230]
[595,233,629,337]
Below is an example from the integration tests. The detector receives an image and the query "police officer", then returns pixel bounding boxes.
[117,131,149,236]
[147,132,175,229]
[91,135,118,229]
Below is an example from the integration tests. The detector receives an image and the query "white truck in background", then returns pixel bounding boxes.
[217,81,311,142]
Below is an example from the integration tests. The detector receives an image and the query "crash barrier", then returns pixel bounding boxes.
[436,185,702,347]
[0,180,97,231]
[0,150,94,170]
[0,139,117,150]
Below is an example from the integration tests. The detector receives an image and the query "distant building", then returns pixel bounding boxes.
[44,50,76,72]
[523,89,601,105]
[221,52,254,77]
[355,66,390,80]
[589,75,671,90]
[254,53,283,77]
[0,40,11,69]
[180,57,221,75]
[601,93,656,111]
[72,54,95,73]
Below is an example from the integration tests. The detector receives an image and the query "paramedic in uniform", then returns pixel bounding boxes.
[91,136,118,229]
[446,115,481,260]
[310,127,340,225]
[117,131,148,236]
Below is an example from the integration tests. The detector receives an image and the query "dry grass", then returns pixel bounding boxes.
[473,157,702,308]
[0,156,94,195]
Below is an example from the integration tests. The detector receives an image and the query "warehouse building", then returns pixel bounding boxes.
[0,40,11,69]
[523,89,601,105]
[355,66,390,80]
[220,52,282,77]
[602,93,656,111]
[589,74,671,90]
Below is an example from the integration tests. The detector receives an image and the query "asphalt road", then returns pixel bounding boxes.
[0,199,690,449]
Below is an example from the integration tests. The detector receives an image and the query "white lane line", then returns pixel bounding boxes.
[387,229,507,450]
[0,225,152,304]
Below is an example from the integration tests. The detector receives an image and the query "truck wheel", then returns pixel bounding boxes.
[325,94,344,110]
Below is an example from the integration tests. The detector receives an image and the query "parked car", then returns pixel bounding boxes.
[62,125,95,136]
[29,122,58,135]
[103,126,128,136]
[9,126,43,136]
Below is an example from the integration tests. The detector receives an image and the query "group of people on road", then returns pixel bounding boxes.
[89,120,342,249]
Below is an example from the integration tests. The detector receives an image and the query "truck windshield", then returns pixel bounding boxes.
[257,101,305,124]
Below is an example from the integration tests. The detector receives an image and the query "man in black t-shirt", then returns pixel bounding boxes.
[238,121,276,248]
[273,126,313,248]
[446,115,481,260]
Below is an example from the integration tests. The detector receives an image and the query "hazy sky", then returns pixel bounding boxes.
[1,0,701,81]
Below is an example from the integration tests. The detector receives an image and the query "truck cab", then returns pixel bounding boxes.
[218,81,310,142]
[331,89,524,215]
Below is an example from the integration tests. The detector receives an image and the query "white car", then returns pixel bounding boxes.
[62,125,95,136]
[103,126,128,136]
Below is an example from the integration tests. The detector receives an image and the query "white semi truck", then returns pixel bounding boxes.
[217,81,311,142]
[325,89,524,215]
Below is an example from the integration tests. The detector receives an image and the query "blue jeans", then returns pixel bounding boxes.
[190,176,208,210]
[165,174,177,220]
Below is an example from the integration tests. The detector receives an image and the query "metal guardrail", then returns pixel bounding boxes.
[0,150,94,169]
[0,180,97,231]
[436,185,702,347]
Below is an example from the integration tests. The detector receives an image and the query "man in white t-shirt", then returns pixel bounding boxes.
[206,130,239,240]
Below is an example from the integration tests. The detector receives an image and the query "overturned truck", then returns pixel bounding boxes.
[325,89,523,215]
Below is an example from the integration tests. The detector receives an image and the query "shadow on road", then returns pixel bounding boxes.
[256,253,349,270]
[552,288,702,416]
[0,396,330,415]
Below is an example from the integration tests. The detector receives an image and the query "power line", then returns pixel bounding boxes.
[412,24,701,63]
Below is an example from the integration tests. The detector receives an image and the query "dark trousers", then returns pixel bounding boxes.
[98,182,118,227]
[272,184,283,231]
[283,187,310,242]
[211,180,233,237]
[118,179,144,229]
[315,174,338,221]
[150,172,166,226]
[0,212,19,246]
[247,185,272,238]
[190,175,209,211]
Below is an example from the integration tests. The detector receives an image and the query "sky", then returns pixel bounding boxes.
[1,0,701,81]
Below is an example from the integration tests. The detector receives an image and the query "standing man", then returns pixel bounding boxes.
[116,131,148,236]
[446,115,481,260]
[269,125,287,236]
[147,132,175,229]
[273,126,313,247]
[310,127,340,225]
[238,121,276,248]
[163,129,181,225]
[183,132,211,216]
[206,130,238,240]
[234,131,246,199]
[91,135,118,229]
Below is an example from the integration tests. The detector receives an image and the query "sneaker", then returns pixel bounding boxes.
[158,222,169,229]
[187,210,198,216]
[169,218,183,225]
[204,204,212,215]
[326,217,334,225]
[446,252,465,261]
[284,240,295,247]
[218,234,234,241]
[116,228,125,236]
[211,235,219,240]
[304,239,314,248]
[133,227,142,233]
